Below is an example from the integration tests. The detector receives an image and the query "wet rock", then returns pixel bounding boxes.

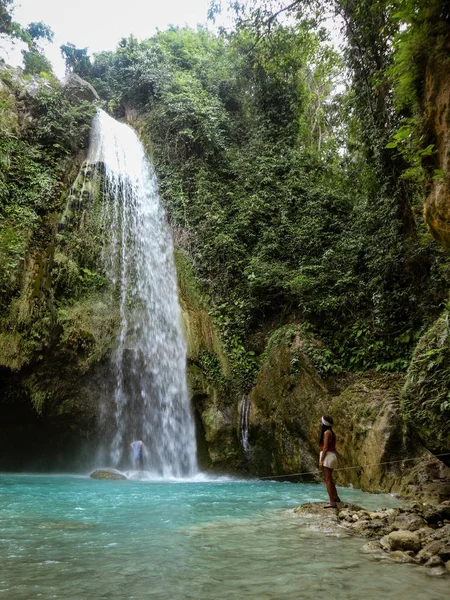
[417,540,450,563]
[389,551,416,564]
[434,523,450,539]
[388,530,421,553]
[293,502,339,521]
[90,468,127,480]
[351,518,391,538]
[338,509,352,521]
[427,566,447,577]
[295,502,365,521]
[369,510,392,520]
[416,526,436,541]
[379,534,391,551]
[358,510,371,519]
[421,503,450,525]
[425,555,445,568]
[446,560,450,572]
[392,513,426,531]
[361,541,382,554]
[352,520,372,534]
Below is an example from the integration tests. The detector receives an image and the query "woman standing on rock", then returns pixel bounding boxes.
[320,415,341,508]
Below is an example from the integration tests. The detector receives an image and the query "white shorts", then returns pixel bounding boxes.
[320,451,337,469]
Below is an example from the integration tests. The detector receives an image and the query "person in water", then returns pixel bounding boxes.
[130,440,144,470]
[319,415,341,508]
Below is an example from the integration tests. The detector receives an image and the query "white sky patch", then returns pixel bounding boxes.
[1,0,211,77]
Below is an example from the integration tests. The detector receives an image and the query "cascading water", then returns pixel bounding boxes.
[239,395,251,458]
[87,109,197,478]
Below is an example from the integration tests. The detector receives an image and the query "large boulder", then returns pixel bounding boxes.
[90,469,127,480]
[62,73,100,103]
[388,530,421,553]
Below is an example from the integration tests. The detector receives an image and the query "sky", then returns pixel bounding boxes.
[1,0,212,77]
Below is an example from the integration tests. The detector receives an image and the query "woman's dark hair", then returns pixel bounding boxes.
[319,415,335,446]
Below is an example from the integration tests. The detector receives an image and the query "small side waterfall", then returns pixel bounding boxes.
[88,109,197,478]
[239,395,251,458]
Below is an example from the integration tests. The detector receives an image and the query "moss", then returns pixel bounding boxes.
[401,310,450,459]
[330,373,408,491]
[0,332,24,370]
[174,247,227,374]
[30,390,48,416]
[0,87,19,134]
[248,325,329,477]
[56,297,119,370]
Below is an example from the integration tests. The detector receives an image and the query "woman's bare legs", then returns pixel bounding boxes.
[322,466,338,505]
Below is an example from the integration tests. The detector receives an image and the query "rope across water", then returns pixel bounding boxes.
[258,452,450,480]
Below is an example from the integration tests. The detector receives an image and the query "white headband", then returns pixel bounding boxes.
[321,416,332,427]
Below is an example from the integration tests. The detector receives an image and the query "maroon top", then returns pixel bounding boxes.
[320,431,336,452]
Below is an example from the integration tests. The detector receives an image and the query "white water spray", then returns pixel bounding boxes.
[88,109,197,478]
[239,395,251,458]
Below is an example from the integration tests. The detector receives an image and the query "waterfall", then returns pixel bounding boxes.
[239,395,251,457]
[88,109,198,478]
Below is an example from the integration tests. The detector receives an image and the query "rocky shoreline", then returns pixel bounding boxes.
[294,500,450,577]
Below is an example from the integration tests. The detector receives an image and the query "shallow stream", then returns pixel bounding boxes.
[0,475,447,599]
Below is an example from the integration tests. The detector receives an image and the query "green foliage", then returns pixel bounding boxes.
[74,16,449,384]
[22,50,53,76]
[0,64,99,369]
[402,308,450,454]
[25,21,54,46]
[31,87,96,154]
[0,2,54,72]
[0,132,55,297]
[60,43,92,78]
[2,1,449,395]
[198,350,225,383]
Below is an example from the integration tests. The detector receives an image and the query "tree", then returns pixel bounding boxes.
[60,43,92,78]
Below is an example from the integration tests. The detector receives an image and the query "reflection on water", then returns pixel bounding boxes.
[0,475,447,599]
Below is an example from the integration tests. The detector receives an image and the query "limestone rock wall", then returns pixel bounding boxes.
[423,25,450,248]
[401,312,450,463]
[248,326,329,477]
[0,69,107,469]
[241,326,450,499]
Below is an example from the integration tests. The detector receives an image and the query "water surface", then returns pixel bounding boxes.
[0,475,447,599]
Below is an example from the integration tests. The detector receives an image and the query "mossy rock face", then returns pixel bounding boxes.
[330,373,410,491]
[90,469,127,480]
[330,372,450,499]
[248,326,329,477]
[174,247,239,470]
[174,248,227,373]
[401,313,450,464]
[423,55,450,250]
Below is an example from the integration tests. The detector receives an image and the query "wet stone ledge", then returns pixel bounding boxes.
[294,501,450,577]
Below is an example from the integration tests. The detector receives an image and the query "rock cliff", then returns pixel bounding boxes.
[423,31,450,249]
